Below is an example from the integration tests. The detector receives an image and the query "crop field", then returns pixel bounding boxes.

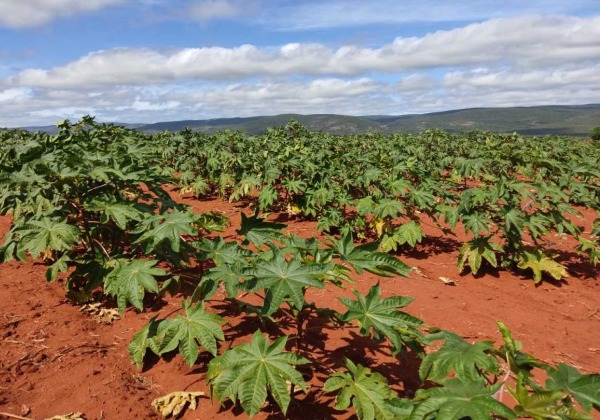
[0,117,598,419]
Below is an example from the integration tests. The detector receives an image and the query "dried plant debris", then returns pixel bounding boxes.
[151,391,204,418]
[45,413,86,420]
[80,302,120,324]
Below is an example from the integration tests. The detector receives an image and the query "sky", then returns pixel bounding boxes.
[0,0,599,127]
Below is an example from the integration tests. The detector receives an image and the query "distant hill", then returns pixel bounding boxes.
[20,104,600,137]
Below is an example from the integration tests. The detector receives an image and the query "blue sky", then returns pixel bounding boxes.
[0,0,599,126]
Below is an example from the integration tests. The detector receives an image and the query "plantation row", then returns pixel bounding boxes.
[0,117,598,418]
[152,120,600,281]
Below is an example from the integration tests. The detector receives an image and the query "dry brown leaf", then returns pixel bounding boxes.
[152,391,204,418]
[80,303,120,324]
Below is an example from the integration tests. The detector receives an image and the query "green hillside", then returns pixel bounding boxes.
[21,104,600,137]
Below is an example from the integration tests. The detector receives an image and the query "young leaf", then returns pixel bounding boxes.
[104,259,166,313]
[323,358,407,420]
[207,331,310,418]
[338,283,424,355]
[156,301,225,366]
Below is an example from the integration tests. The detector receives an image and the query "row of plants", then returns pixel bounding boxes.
[0,118,598,418]
[149,121,600,283]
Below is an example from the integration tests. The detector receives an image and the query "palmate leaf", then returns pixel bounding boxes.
[517,248,568,283]
[410,379,516,420]
[133,209,197,253]
[236,211,286,246]
[339,283,425,355]
[244,248,329,316]
[194,263,250,300]
[193,236,251,266]
[576,237,600,266]
[380,221,425,252]
[128,316,160,370]
[104,259,166,313]
[545,364,600,413]
[327,232,411,277]
[15,218,81,259]
[323,358,411,420]
[85,199,142,230]
[420,331,499,383]
[457,237,503,275]
[207,331,310,418]
[373,198,405,219]
[511,373,593,420]
[462,212,492,237]
[156,301,225,366]
[45,253,71,282]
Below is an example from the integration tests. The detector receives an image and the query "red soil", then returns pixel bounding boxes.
[1,188,598,419]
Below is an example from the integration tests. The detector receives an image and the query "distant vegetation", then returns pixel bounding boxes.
[19,104,600,137]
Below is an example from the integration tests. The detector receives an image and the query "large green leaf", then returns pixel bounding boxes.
[511,373,593,420]
[327,232,410,277]
[410,379,516,420]
[420,331,498,383]
[339,283,424,355]
[104,259,166,313]
[545,364,600,413]
[207,331,310,418]
[15,218,80,259]
[323,358,410,420]
[194,236,251,266]
[236,211,285,246]
[244,248,329,315]
[156,301,225,366]
[85,199,142,230]
[133,209,196,253]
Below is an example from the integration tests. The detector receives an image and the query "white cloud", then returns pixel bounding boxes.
[1,13,599,127]
[8,15,600,89]
[0,0,126,28]
[188,0,240,21]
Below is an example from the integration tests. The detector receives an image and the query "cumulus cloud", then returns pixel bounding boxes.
[0,0,126,28]
[8,15,600,89]
[1,13,599,127]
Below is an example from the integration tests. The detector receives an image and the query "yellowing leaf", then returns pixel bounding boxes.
[151,391,204,418]
[517,249,568,283]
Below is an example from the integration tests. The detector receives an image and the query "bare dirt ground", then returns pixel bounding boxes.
[1,188,598,419]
